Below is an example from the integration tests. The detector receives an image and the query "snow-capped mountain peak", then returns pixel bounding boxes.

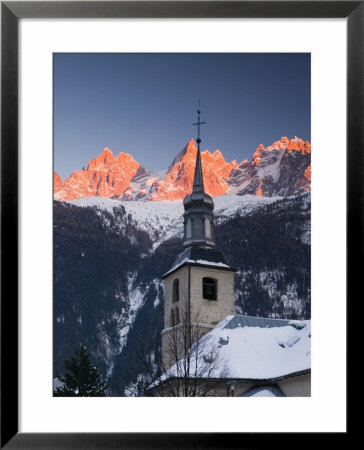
[54,136,311,202]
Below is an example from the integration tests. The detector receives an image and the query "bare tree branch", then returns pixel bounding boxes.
[138,307,230,397]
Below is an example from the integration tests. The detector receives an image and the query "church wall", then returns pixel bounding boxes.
[189,266,235,326]
[164,264,235,329]
[212,381,254,397]
[163,266,188,330]
[150,375,310,397]
[162,266,188,371]
[161,322,213,372]
[161,327,182,371]
[162,264,234,372]
[216,375,311,397]
[204,378,311,397]
[149,380,255,397]
[278,373,311,397]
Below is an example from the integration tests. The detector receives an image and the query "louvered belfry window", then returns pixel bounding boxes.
[203,277,217,301]
[205,219,211,238]
[186,219,192,238]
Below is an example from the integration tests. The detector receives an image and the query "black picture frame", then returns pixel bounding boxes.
[1,1,356,448]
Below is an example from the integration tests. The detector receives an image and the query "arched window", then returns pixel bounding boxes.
[173,279,179,302]
[170,309,175,327]
[203,277,218,301]
[175,306,180,325]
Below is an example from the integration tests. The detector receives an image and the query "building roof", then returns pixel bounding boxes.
[224,315,292,329]
[192,147,204,193]
[163,247,236,278]
[156,314,311,384]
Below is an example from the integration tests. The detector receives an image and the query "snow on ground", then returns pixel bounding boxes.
[103,272,149,377]
[105,272,147,369]
[214,194,281,221]
[119,272,145,348]
[53,377,64,389]
[122,200,183,246]
[299,222,311,245]
[70,196,123,211]
[153,279,163,308]
[159,315,311,382]
[127,272,145,314]
[70,196,183,247]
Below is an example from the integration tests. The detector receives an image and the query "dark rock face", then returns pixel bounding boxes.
[230,147,311,197]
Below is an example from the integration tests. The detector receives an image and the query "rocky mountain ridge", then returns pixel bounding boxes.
[54,136,311,201]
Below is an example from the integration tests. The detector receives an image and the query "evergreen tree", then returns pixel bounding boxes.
[54,344,107,397]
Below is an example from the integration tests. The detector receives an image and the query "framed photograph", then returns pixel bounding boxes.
[2,1,357,447]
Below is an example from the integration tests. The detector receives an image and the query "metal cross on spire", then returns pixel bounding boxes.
[193,100,206,151]
[192,101,206,193]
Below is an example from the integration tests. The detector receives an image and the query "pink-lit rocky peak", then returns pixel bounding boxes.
[54,136,311,201]
[53,171,63,193]
[148,139,237,200]
[253,137,311,166]
[54,148,140,201]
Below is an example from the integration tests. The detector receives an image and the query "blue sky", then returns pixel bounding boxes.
[54,53,310,180]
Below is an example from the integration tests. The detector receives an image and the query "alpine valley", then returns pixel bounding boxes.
[53,137,311,396]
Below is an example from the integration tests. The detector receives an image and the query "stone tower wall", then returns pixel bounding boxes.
[162,264,235,370]
[189,266,235,326]
[164,264,235,330]
[164,266,188,330]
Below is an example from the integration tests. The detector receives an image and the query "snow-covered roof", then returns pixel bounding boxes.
[163,246,236,277]
[157,315,311,384]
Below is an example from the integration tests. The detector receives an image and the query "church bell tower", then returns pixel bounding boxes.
[161,104,237,368]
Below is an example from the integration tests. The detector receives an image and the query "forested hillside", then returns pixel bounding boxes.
[54,193,310,395]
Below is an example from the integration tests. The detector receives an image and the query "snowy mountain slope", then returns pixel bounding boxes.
[54,190,310,395]
[70,193,288,247]
[70,196,184,247]
[53,200,153,379]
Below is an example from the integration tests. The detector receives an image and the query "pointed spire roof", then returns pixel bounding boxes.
[182,104,216,249]
[167,103,234,266]
[193,149,204,193]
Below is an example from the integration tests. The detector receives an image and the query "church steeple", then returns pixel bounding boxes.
[183,104,215,249]
[192,148,204,193]
[161,104,237,370]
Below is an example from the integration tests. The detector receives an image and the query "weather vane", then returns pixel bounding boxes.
[193,100,206,150]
